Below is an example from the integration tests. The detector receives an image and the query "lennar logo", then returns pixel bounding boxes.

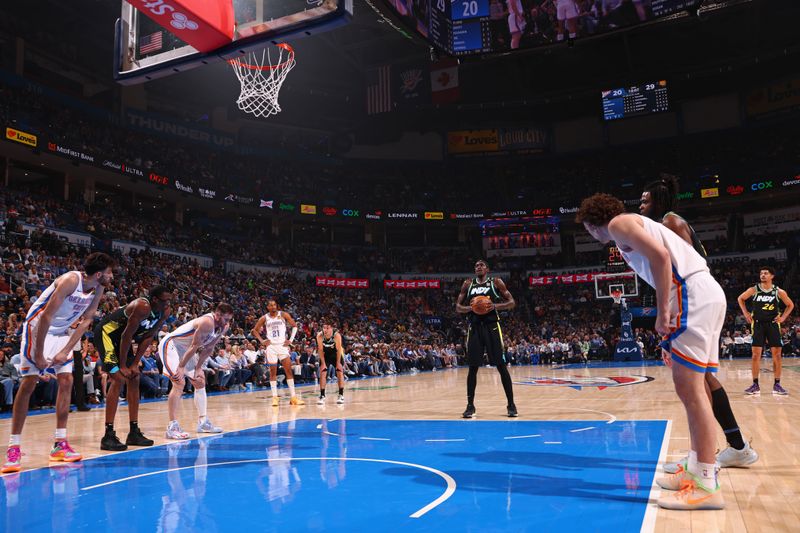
[388,213,418,219]
[175,180,193,193]
[6,127,37,147]
[424,211,443,220]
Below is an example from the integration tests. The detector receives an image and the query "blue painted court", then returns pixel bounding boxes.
[0,419,667,531]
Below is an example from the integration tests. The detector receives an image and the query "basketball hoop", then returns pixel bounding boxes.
[228,43,296,118]
[611,289,623,305]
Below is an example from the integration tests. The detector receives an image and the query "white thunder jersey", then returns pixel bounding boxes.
[617,214,726,374]
[617,215,710,288]
[164,313,224,352]
[264,312,287,345]
[25,271,95,334]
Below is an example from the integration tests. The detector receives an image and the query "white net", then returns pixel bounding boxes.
[228,44,296,118]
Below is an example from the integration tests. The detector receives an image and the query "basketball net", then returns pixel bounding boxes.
[611,289,623,305]
[228,43,296,118]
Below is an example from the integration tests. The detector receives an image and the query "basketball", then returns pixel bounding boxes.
[471,295,493,315]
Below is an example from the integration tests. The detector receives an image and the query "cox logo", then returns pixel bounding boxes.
[751,181,773,191]
[342,209,359,217]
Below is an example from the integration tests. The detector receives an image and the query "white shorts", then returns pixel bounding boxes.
[19,320,74,377]
[557,0,579,21]
[663,272,726,374]
[266,344,290,365]
[508,13,526,33]
[159,336,198,378]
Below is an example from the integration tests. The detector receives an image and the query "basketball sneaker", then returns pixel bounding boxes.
[657,479,724,510]
[126,426,155,446]
[198,419,223,434]
[165,421,190,440]
[2,446,22,473]
[773,382,788,395]
[49,441,82,463]
[657,463,691,490]
[462,403,476,419]
[662,457,687,475]
[507,404,519,417]
[717,442,759,468]
[289,396,305,406]
[100,429,128,451]
[744,383,760,395]
[272,396,280,407]
[336,394,344,404]
[317,395,325,405]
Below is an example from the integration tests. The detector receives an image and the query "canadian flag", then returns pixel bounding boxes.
[430,58,459,104]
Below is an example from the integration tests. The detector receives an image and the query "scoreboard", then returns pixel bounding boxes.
[450,0,491,54]
[602,81,669,121]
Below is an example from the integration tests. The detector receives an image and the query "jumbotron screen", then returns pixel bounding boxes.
[601,80,669,120]
[384,0,701,55]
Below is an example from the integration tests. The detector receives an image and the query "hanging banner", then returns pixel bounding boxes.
[384,279,441,289]
[316,276,369,289]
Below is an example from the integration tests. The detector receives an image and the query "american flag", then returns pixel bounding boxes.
[366,65,392,115]
[139,31,163,55]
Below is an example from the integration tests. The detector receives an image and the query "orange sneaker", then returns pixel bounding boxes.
[49,440,82,463]
[657,479,725,510]
[289,396,305,406]
[656,463,691,491]
[2,446,22,473]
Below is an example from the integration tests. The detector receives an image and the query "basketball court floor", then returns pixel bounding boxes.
[1,359,798,532]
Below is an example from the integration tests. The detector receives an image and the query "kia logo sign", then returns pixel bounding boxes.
[751,181,773,191]
[726,185,744,196]
[322,207,337,216]
[149,173,169,185]
[342,209,359,217]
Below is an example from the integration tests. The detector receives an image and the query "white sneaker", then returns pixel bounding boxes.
[165,422,189,440]
[317,395,325,405]
[663,457,687,474]
[197,419,223,434]
[336,394,344,404]
[717,442,759,468]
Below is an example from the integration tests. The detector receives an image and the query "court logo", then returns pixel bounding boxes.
[515,375,654,390]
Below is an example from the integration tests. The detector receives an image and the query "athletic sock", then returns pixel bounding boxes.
[320,386,326,397]
[194,387,208,420]
[105,423,114,434]
[693,461,719,492]
[130,421,139,432]
[688,450,698,473]
[8,435,20,447]
[753,378,759,385]
[287,379,296,397]
[467,366,479,404]
[338,387,344,396]
[54,428,67,441]
[270,381,278,397]
[710,387,745,450]
[775,378,780,384]
[496,364,515,404]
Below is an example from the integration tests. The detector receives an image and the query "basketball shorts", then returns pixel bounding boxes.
[19,319,74,377]
[94,327,135,372]
[507,13,526,33]
[323,352,340,370]
[158,336,198,378]
[466,321,506,367]
[266,344,290,365]
[661,272,726,374]
[751,320,782,348]
[557,0,579,20]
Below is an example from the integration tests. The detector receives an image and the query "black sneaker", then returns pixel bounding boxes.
[101,430,128,451]
[507,404,518,418]
[126,427,155,447]
[462,404,476,419]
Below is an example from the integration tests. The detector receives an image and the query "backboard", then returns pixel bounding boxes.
[114,0,352,84]
[594,272,639,301]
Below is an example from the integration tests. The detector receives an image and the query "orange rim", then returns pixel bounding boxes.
[227,43,294,71]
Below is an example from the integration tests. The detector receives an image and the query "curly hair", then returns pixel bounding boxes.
[643,173,680,218]
[575,193,626,226]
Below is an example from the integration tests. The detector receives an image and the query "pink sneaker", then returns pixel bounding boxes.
[2,446,22,473]
[49,440,82,463]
